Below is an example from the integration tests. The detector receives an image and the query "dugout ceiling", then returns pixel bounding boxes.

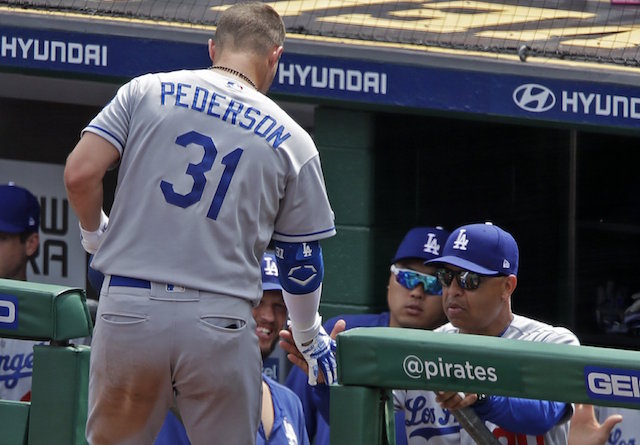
[0,1,638,133]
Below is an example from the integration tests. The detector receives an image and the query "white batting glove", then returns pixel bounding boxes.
[291,314,337,386]
[79,210,109,254]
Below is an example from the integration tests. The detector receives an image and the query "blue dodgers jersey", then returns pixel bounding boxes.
[154,375,309,445]
[285,312,391,445]
[88,68,335,304]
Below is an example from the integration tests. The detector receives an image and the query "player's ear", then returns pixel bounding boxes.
[503,275,517,300]
[208,38,216,64]
[268,46,283,69]
[25,232,39,257]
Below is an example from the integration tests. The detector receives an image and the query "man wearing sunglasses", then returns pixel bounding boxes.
[394,222,579,444]
[282,226,450,445]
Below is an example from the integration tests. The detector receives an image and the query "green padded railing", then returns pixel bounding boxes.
[331,327,640,445]
[0,278,93,445]
[0,278,92,342]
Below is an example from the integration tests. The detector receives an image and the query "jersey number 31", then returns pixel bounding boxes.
[160,130,243,220]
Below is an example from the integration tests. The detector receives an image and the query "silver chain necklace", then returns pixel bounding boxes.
[210,66,257,89]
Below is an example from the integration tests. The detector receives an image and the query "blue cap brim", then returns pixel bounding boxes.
[426,255,499,275]
[262,282,282,291]
[0,222,24,234]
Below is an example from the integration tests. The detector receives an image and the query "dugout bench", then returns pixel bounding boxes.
[331,327,640,445]
[0,278,93,445]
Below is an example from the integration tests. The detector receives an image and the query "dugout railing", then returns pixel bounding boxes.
[3,278,640,444]
[331,327,640,444]
[0,278,92,445]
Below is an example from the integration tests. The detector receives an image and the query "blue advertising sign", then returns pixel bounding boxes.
[0,293,18,330]
[585,365,640,404]
[1,25,639,131]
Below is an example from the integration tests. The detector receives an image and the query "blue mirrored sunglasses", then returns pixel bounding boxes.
[390,265,442,295]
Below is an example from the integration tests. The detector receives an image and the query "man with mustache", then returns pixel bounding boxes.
[394,222,579,444]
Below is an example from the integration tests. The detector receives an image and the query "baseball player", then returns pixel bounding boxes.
[394,222,580,444]
[282,226,451,444]
[63,3,336,444]
[0,183,43,402]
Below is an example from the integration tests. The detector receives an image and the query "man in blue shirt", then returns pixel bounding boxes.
[283,226,450,444]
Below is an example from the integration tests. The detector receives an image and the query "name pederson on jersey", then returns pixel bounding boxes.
[87,69,336,304]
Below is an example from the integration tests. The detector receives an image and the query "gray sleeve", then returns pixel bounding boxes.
[272,155,336,242]
[82,76,142,154]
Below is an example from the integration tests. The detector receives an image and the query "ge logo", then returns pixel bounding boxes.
[513,83,556,113]
[403,355,424,379]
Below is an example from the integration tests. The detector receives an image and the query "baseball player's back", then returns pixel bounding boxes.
[64,3,336,444]
[89,68,334,301]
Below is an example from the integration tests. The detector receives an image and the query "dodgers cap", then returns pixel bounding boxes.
[392,226,450,264]
[0,183,40,234]
[426,222,519,276]
[261,251,282,291]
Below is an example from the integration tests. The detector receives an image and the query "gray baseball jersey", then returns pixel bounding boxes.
[394,314,579,444]
[87,69,335,303]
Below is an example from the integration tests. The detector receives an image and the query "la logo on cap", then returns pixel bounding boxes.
[452,229,469,251]
[423,233,441,255]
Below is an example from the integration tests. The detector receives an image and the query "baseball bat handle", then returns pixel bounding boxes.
[451,407,501,445]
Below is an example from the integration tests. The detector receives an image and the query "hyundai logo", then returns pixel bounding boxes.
[513,84,556,113]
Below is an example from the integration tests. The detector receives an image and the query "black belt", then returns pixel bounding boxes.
[109,275,151,289]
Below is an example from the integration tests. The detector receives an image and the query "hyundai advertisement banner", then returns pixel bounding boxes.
[1,25,639,131]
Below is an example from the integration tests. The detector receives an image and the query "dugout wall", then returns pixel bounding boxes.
[0,4,639,353]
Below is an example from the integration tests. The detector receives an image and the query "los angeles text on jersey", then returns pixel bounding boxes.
[0,36,107,66]
[586,365,640,403]
[160,82,291,149]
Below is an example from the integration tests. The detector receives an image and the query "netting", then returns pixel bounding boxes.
[3,0,640,67]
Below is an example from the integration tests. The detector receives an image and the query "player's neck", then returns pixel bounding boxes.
[210,55,259,90]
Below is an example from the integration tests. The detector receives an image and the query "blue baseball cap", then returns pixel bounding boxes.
[261,252,282,291]
[0,183,40,234]
[426,222,519,276]
[391,226,450,264]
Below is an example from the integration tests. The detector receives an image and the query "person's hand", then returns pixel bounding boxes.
[280,319,346,385]
[435,391,479,411]
[80,210,109,254]
[569,404,622,445]
[296,326,336,386]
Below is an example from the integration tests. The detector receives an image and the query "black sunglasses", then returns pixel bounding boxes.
[435,268,493,291]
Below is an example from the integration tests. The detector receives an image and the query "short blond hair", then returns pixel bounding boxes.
[214,2,285,56]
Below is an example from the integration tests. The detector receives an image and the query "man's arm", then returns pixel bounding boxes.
[470,395,570,435]
[64,132,119,251]
[275,240,336,386]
